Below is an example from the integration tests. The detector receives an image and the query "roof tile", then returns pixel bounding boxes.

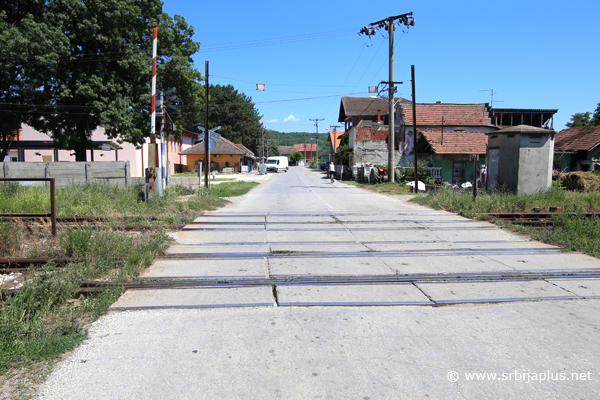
[339,96,410,121]
[179,136,246,155]
[400,103,493,127]
[420,130,488,154]
[555,126,600,152]
[293,143,317,152]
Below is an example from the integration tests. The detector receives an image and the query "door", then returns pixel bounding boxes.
[452,161,465,184]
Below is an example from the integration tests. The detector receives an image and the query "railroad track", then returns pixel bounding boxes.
[482,212,600,227]
[3,269,599,298]
[0,247,563,271]
[82,269,600,290]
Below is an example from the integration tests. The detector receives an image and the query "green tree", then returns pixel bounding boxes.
[0,0,68,160]
[590,103,600,126]
[149,15,204,139]
[25,0,203,161]
[207,84,262,154]
[566,112,591,128]
[339,131,349,147]
[566,104,600,129]
[289,151,302,163]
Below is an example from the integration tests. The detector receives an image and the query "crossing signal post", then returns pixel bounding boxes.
[197,126,221,189]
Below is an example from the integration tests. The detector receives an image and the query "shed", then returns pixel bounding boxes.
[486,125,555,195]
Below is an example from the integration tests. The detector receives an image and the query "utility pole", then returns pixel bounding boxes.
[309,118,325,163]
[260,125,265,161]
[204,61,209,188]
[302,133,308,164]
[411,65,418,189]
[359,12,414,183]
[388,21,395,182]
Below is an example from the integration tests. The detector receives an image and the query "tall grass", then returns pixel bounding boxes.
[0,180,258,381]
[534,215,600,257]
[0,229,171,375]
[0,182,229,217]
[411,187,600,218]
[210,181,259,197]
[411,187,600,257]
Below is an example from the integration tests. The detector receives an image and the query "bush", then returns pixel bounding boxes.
[399,161,435,185]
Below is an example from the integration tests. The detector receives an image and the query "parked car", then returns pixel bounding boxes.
[320,162,329,171]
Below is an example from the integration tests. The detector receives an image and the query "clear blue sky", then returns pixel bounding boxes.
[162,0,600,133]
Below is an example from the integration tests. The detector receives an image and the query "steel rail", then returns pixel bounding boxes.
[0,241,536,268]
[482,212,600,218]
[181,226,498,232]
[0,257,127,267]
[4,270,600,299]
[186,220,482,225]
[159,248,562,260]
[78,270,600,291]
[0,215,176,221]
[199,212,456,217]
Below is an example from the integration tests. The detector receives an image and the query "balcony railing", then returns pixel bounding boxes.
[428,167,442,179]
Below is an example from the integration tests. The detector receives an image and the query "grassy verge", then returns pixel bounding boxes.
[210,181,258,197]
[0,181,258,397]
[410,187,600,257]
[342,180,413,195]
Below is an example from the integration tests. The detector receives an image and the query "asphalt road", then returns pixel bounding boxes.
[38,166,600,399]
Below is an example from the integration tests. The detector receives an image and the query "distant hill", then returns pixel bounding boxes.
[267,130,329,152]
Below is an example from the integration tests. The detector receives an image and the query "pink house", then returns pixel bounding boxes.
[3,125,200,177]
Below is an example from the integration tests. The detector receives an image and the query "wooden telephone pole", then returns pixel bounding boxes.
[359,12,415,183]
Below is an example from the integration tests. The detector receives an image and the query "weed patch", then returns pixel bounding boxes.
[411,187,600,257]
[210,181,258,197]
[0,180,254,392]
[343,180,413,195]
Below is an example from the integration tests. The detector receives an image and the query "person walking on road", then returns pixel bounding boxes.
[329,162,335,183]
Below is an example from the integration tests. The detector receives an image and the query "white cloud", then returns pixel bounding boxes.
[265,119,279,123]
[284,114,300,123]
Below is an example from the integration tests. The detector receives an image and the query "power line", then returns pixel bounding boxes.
[200,28,358,52]
[318,45,366,118]
[209,74,362,88]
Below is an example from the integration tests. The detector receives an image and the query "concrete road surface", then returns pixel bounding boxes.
[38,166,600,399]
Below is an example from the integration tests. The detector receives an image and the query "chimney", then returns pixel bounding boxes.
[377,110,381,122]
[436,101,441,104]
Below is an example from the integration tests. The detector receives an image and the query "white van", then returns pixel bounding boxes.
[265,156,289,173]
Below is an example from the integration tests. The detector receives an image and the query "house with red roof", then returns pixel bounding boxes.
[2,125,203,177]
[337,96,558,183]
[337,97,410,168]
[326,130,345,157]
[396,102,496,183]
[293,143,317,162]
[278,146,296,157]
[179,136,255,173]
[554,125,600,172]
[396,102,559,184]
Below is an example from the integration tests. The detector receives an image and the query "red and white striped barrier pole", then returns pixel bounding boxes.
[151,22,164,194]
[151,22,157,138]
[142,23,158,179]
